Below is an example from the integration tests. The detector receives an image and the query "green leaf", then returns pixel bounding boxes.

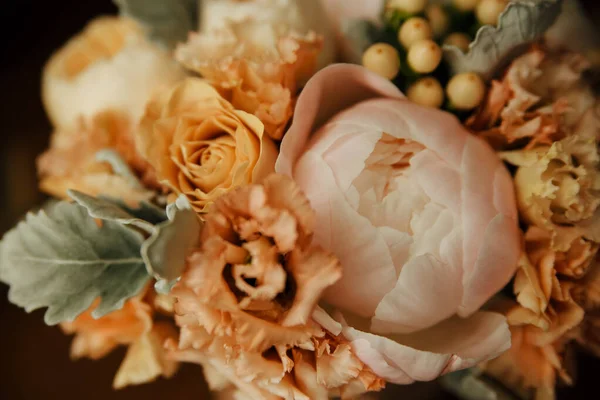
[68,190,167,233]
[442,0,563,80]
[440,368,521,400]
[0,201,150,325]
[113,0,198,49]
[142,196,201,284]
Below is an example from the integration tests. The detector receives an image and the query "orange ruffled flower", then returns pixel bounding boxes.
[176,20,323,140]
[168,174,383,398]
[37,110,160,204]
[473,46,600,400]
[61,288,178,389]
[468,46,596,151]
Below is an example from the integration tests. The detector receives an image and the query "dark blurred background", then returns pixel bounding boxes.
[0,1,599,399]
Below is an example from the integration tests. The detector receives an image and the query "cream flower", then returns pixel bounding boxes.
[136,78,278,213]
[61,289,178,389]
[197,0,334,69]
[176,19,322,140]
[37,110,158,204]
[43,16,185,130]
[502,134,600,251]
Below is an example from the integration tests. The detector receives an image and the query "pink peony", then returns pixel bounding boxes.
[276,64,521,384]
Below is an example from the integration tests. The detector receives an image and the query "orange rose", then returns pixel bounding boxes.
[136,78,277,213]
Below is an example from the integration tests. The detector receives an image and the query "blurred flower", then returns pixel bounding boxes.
[136,78,278,213]
[37,110,158,204]
[167,175,382,398]
[482,325,572,400]
[42,16,185,130]
[61,288,178,389]
[276,64,520,384]
[198,0,334,69]
[177,17,322,140]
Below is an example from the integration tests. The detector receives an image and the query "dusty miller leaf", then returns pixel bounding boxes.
[0,201,150,325]
[68,190,167,234]
[113,0,198,49]
[142,196,201,284]
[443,0,563,80]
[440,368,521,400]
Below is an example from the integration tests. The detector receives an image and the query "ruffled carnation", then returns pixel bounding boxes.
[176,19,322,140]
[472,46,600,399]
[168,174,384,398]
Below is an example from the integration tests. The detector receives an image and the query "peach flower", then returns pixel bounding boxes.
[37,110,158,204]
[61,290,178,389]
[167,174,383,398]
[176,19,323,140]
[276,64,521,384]
[42,16,185,130]
[136,78,278,213]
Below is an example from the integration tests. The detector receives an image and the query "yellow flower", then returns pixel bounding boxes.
[136,78,278,213]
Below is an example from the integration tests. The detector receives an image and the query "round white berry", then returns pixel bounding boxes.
[452,0,480,12]
[407,77,445,108]
[407,39,442,73]
[426,4,449,38]
[443,32,471,53]
[398,17,433,49]
[387,0,428,14]
[446,72,486,110]
[362,43,401,80]
[476,0,509,26]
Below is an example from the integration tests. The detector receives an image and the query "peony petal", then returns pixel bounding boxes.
[371,254,463,334]
[296,153,398,316]
[276,64,404,177]
[340,311,511,384]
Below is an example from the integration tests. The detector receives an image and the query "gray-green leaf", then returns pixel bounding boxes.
[0,201,150,325]
[443,0,563,80]
[142,196,201,284]
[440,368,521,400]
[68,190,167,234]
[113,0,198,49]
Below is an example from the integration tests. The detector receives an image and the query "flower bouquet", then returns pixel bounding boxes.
[1,0,599,399]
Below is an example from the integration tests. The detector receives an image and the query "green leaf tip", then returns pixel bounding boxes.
[443,0,563,80]
[142,195,202,286]
[113,0,198,49]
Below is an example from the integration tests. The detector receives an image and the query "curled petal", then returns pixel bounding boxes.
[337,311,511,384]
